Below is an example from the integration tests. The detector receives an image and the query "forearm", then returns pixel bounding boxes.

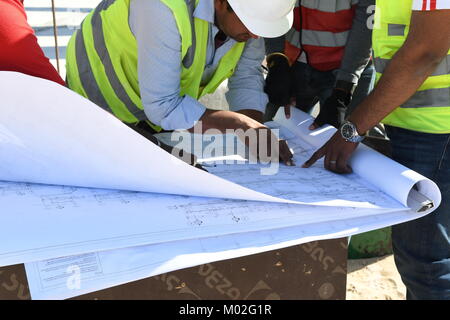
[226,38,268,120]
[349,45,447,133]
[189,109,265,133]
[336,0,374,85]
[236,109,263,123]
[348,11,450,134]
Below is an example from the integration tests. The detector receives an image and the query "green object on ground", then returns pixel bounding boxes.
[348,227,393,259]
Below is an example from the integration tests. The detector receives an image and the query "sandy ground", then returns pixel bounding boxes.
[346,254,406,300]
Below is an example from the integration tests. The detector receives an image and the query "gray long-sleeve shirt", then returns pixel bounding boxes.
[265,0,375,85]
[129,0,268,131]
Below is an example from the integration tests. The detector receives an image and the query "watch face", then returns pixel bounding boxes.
[341,123,355,140]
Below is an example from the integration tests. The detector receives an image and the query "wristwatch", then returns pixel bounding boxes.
[339,120,366,143]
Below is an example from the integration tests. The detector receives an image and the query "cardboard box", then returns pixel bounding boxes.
[0,238,347,300]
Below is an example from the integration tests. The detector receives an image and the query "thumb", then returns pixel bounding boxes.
[284,106,291,119]
[309,120,322,130]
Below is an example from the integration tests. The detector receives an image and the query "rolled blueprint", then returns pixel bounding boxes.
[273,107,441,213]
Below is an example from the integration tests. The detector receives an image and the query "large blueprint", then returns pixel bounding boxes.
[0,72,441,299]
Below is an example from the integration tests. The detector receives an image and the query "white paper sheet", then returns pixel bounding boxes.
[24,209,423,300]
[0,71,441,268]
[0,179,405,268]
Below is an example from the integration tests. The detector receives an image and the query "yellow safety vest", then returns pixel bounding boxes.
[374,0,450,133]
[66,0,245,131]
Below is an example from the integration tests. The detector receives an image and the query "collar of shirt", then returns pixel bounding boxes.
[194,0,239,83]
[193,0,215,24]
[194,0,231,44]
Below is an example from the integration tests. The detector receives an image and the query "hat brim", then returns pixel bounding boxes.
[231,5,294,38]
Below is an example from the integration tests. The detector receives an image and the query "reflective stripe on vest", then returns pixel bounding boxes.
[65,0,244,130]
[67,0,148,124]
[374,0,450,134]
[387,24,406,36]
[284,0,357,71]
[375,54,450,77]
[182,0,196,69]
[301,0,358,12]
[72,29,111,114]
[302,30,350,47]
[90,0,146,120]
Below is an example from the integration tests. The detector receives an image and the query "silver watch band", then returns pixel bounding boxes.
[340,121,365,143]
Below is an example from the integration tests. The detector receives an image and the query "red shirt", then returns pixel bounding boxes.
[0,0,65,85]
[413,0,450,10]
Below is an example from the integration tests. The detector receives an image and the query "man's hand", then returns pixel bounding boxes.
[235,114,294,166]
[310,89,351,130]
[264,53,293,106]
[260,128,295,167]
[237,125,295,166]
[310,80,354,130]
[190,110,295,166]
[302,131,357,174]
[278,139,294,166]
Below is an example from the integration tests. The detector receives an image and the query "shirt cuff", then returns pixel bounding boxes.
[335,70,360,85]
[226,88,268,114]
[146,95,207,131]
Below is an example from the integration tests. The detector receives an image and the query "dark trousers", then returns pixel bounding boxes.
[386,125,450,300]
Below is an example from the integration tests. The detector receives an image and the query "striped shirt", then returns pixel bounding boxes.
[413,0,450,10]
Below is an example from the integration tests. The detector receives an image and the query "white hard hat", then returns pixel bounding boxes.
[227,0,295,38]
